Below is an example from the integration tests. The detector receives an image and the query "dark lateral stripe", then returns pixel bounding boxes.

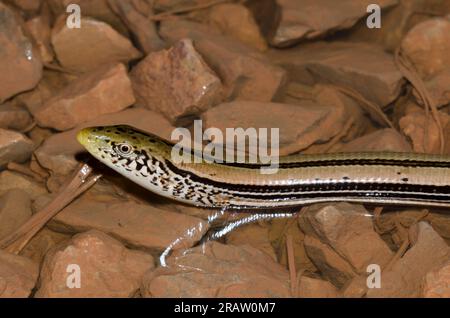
[217,158,450,169]
[165,160,450,194]
[232,190,450,203]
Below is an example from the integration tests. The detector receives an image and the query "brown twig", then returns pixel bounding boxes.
[333,85,395,129]
[394,48,445,154]
[0,164,101,254]
[383,221,409,272]
[286,234,297,296]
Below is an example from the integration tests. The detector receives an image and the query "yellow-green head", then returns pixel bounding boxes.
[76,125,172,175]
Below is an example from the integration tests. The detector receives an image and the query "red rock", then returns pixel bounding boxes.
[336,128,412,152]
[153,0,211,11]
[35,230,154,297]
[202,100,351,156]
[47,0,129,37]
[0,128,34,168]
[34,108,175,175]
[17,70,75,117]
[367,222,450,297]
[303,235,356,288]
[25,15,54,63]
[269,41,404,107]
[401,18,450,78]
[422,260,450,298]
[131,39,223,123]
[0,2,42,102]
[0,171,47,200]
[33,63,135,131]
[342,276,371,298]
[0,103,32,131]
[0,249,39,298]
[297,276,340,298]
[299,203,393,273]
[399,104,450,154]
[226,223,277,261]
[269,0,398,47]
[51,16,142,73]
[142,241,291,297]
[414,69,450,108]
[160,20,286,102]
[200,3,267,51]
[5,0,41,13]
[107,0,165,53]
[20,227,70,264]
[345,0,450,52]
[39,192,209,253]
[268,218,317,273]
[0,189,32,240]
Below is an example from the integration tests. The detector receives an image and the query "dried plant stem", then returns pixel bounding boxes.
[394,48,445,154]
[286,234,297,296]
[334,85,395,129]
[0,164,101,254]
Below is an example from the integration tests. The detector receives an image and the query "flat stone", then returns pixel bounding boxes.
[269,41,404,107]
[131,39,223,123]
[47,0,129,36]
[401,18,450,78]
[200,3,267,51]
[0,103,32,131]
[269,0,398,47]
[108,0,165,53]
[422,260,450,298]
[0,128,34,168]
[226,223,277,261]
[336,128,412,152]
[344,0,450,52]
[202,100,351,156]
[35,230,154,297]
[399,103,450,154]
[0,189,32,240]
[299,203,393,273]
[51,16,141,73]
[160,20,286,102]
[0,171,48,200]
[0,2,42,102]
[0,249,39,298]
[34,63,135,131]
[303,235,356,288]
[297,276,340,298]
[20,227,70,265]
[367,222,450,297]
[40,192,209,253]
[35,108,175,175]
[142,241,291,297]
[25,15,54,63]
[414,69,450,108]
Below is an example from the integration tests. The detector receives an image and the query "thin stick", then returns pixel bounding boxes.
[394,49,445,154]
[0,164,101,254]
[334,85,395,129]
[286,234,297,296]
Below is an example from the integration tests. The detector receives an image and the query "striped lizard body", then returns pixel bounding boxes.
[76,125,450,210]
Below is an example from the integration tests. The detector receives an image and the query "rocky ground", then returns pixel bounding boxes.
[1,0,450,298]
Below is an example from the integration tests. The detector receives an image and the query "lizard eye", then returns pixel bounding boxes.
[115,143,133,157]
